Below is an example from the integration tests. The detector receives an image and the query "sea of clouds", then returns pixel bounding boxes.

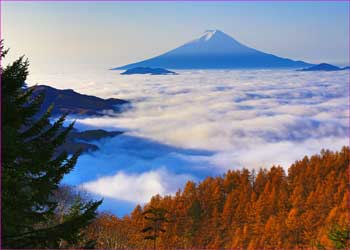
[27,69,349,215]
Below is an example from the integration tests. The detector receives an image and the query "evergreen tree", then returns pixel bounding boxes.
[1,43,102,248]
[328,225,350,249]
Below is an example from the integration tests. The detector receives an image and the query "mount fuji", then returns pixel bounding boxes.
[113,30,312,70]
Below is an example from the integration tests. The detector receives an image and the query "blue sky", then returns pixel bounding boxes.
[2,1,349,73]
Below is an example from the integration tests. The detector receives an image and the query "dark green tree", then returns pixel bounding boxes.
[141,206,169,250]
[188,199,201,237]
[316,224,350,250]
[1,42,102,248]
[328,224,350,249]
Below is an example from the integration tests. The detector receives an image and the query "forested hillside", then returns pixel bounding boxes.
[84,147,349,249]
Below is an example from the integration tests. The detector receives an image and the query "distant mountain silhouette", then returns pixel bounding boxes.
[31,85,130,116]
[58,129,123,155]
[30,85,128,155]
[298,63,347,71]
[121,67,177,75]
[113,30,312,70]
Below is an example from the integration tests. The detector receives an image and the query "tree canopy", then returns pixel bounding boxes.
[83,147,349,249]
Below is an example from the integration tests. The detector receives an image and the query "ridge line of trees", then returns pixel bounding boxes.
[84,147,349,249]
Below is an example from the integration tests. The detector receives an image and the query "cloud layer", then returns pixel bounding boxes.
[81,168,192,203]
[28,69,349,214]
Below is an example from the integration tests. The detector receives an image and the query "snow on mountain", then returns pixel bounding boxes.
[201,30,217,41]
[113,30,312,70]
[167,29,257,55]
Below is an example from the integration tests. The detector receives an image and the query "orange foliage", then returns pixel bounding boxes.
[85,147,349,249]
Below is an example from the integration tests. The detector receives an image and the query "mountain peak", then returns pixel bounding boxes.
[195,29,231,43]
[200,30,219,41]
[113,30,312,69]
[176,29,255,55]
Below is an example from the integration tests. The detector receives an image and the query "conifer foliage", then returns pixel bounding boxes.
[1,43,102,248]
[84,147,349,249]
[141,206,169,250]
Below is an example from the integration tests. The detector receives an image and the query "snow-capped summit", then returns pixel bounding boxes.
[193,29,238,44]
[113,30,312,70]
[171,29,257,56]
[198,30,218,41]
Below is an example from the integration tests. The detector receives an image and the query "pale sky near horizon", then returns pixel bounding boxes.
[2,1,349,73]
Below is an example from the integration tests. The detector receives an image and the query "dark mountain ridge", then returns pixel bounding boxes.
[298,63,350,71]
[30,85,128,154]
[31,85,130,117]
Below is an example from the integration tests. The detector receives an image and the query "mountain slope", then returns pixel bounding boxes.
[31,85,130,116]
[113,30,312,70]
[121,67,177,75]
[30,85,127,155]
